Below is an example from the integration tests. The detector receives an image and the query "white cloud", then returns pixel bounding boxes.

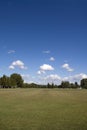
[62,63,74,72]
[9,65,15,70]
[12,60,24,66]
[40,64,54,71]
[37,64,54,75]
[37,70,41,75]
[70,73,87,81]
[63,73,87,83]
[49,57,55,61]
[37,70,45,75]
[9,60,27,70]
[43,50,50,54]
[38,74,61,84]
[8,50,15,54]
[45,74,61,80]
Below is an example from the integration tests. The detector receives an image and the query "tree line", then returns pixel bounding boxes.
[0,73,87,89]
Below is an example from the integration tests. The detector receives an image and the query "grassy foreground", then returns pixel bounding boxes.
[0,89,87,130]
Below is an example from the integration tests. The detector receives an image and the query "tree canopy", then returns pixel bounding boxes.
[0,73,23,88]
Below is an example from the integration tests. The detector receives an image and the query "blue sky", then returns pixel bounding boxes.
[0,0,87,84]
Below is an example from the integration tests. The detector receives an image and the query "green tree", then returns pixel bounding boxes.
[10,73,24,88]
[61,81,70,88]
[23,83,30,88]
[10,77,17,88]
[47,83,51,88]
[70,82,79,89]
[74,82,79,88]
[0,75,10,88]
[81,79,87,89]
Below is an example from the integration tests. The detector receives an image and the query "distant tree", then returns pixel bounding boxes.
[51,83,55,88]
[5,77,11,88]
[47,83,51,88]
[10,73,24,88]
[70,82,79,89]
[74,82,80,88]
[23,83,30,88]
[61,81,70,88]
[0,75,10,88]
[54,84,58,88]
[81,79,87,89]
[58,84,62,88]
[70,83,74,88]
[29,83,38,88]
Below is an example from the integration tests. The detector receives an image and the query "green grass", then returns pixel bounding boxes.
[0,89,87,130]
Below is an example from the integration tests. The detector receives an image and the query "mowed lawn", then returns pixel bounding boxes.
[0,89,87,130]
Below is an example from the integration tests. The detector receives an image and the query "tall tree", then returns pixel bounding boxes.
[81,79,87,89]
[10,73,24,88]
[47,83,51,88]
[0,75,10,88]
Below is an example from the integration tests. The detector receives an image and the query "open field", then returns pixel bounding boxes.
[0,89,87,130]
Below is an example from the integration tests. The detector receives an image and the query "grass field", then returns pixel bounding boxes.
[0,89,87,130]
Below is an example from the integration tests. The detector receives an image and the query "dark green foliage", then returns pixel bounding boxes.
[47,83,51,88]
[0,73,24,88]
[61,81,70,88]
[29,83,38,88]
[0,75,11,88]
[10,77,17,88]
[23,83,30,88]
[81,78,87,89]
[70,82,80,89]
[10,73,24,88]
[74,82,80,88]
[0,75,7,88]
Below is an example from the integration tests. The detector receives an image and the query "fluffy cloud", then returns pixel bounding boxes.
[9,65,15,70]
[37,64,54,75]
[62,63,74,72]
[8,50,15,54]
[40,64,54,71]
[9,60,27,70]
[49,57,55,61]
